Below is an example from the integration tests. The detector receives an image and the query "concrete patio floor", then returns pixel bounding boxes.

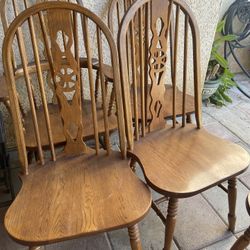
[0,73,250,250]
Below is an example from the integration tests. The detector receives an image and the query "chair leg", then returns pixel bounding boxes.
[128,224,142,250]
[231,226,250,250]
[186,114,192,123]
[29,247,44,250]
[130,158,136,173]
[228,177,237,232]
[164,198,178,250]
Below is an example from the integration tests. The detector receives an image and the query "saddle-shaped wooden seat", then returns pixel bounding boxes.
[129,124,249,197]
[5,150,151,245]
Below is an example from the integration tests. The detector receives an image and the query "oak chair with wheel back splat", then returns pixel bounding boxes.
[0,0,117,162]
[2,2,152,249]
[118,0,250,249]
[107,0,195,125]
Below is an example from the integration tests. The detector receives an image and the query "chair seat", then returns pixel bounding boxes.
[130,124,250,198]
[24,101,117,149]
[4,150,151,246]
[131,85,195,120]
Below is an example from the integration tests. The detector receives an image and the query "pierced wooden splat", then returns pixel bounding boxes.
[47,9,87,155]
[148,0,173,131]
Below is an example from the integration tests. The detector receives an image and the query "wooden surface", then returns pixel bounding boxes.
[0,0,118,157]
[129,124,250,198]
[24,101,117,149]
[4,150,151,246]
[108,0,195,125]
[131,85,194,120]
[119,1,249,249]
[230,193,250,250]
[118,0,202,150]
[3,2,150,249]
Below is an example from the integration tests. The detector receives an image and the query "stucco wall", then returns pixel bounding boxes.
[0,0,223,148]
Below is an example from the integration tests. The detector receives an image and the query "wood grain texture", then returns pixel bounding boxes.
[24,101,117,149]
[119,1,250,249]
[4,151,151,246]
[148,0,172,131]
[3,3,151,249]
[0,0,118,158]
[131,85,194,121]
[108,0,195,125]
[118,0,201,150]
[128,124,250,198]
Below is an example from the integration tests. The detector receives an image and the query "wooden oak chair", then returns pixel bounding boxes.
[0,0,117,161]
[108,0,195,123]
[118,0,250,249]
[3,2,151,249]
[231,193,250,250]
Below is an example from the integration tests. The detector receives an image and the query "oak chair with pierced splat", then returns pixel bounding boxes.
[118,0,250,249]
[107,0,195,124]
[0,0,117,162]
[3,2,152,250]
[231,193,250,250]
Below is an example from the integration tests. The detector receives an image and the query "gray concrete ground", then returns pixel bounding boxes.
[0,73,250,249]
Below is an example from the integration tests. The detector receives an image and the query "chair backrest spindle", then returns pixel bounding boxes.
[118,0,202,150]
[3,2,126,174]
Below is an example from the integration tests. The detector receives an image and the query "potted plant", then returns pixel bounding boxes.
[203,20,237,106]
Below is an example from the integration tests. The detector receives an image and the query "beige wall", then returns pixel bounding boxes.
[0,0,223,148]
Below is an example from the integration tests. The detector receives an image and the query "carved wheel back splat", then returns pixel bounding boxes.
[148,0,172,131]
[47,9,87,155]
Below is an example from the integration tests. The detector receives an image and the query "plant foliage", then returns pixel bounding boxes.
[206,20,237,106]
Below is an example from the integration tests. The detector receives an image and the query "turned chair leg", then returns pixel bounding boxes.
[164,198,178,250]
[231,226,250,250]
[228,177,237,232]
[27,151,34,164]
[128,224,142,250]
[186,114,192,123]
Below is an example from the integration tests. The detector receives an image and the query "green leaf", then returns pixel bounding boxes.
[214,35,237,44]
[223,68,235,78]
[216,20,225,33]
[212,52,228,68]
[209,96,224,106]
[222,93,232,103]
[222,34,237,41]
[220,75,236,87]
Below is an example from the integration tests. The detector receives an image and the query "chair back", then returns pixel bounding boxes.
[0,0,83,104]
[118,0,202,150]
[3,1,126,174]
